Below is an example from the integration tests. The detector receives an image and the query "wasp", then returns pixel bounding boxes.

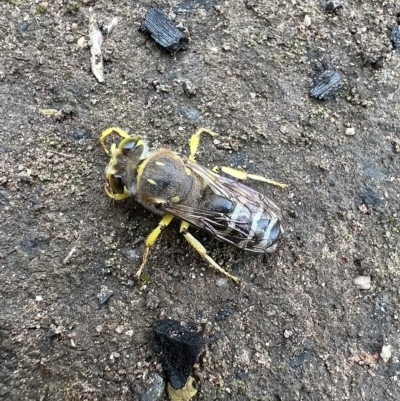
[100,127,286,284]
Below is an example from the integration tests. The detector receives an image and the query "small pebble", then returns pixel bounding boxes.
[353,276,371,290]
[20,21,30,31]
[216,278,228,287]
[380,345,392,363]
[125,329,134,337]
[177,107,200,121]
[138,373,165,401]
[68,127,91,140]
[304,15,311,27]
[97,286,114,305]
[391,25,400,50]
[76,37,87,50]
[320,0,341,10]
[38,2,48,13]
[345,127,355,136]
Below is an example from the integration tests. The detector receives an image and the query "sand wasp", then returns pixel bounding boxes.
[100,127,286,284]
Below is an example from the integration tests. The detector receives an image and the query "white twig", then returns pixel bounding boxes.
[89,12,119,83]
[63,234,81,265]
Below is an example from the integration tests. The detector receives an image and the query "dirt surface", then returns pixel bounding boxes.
[1,0,400,400]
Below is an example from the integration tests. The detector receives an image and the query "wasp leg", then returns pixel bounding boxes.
[134,214,174,281]
[167,377,197,401]
[104,184,130,200]
[179,221,241,284]
[188,128,219,162]
[212,166,287,189]
[100,127,131,155]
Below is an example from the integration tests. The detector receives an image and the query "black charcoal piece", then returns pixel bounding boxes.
[141,9,188,52]
[391,25,400,50]
[153,319,204,390]
[320,0,341,11]
[357,186,381,208]
[310,70,342,100]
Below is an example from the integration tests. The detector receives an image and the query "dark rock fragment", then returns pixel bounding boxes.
[141,9,188,52]
[97,286,114,305]
[320,0,341,11]
[153,319,204,390]
[214,304,236,321]
[177,107,200,120]
[310,70,342,100]
[68,127,91,140]
[391,25,400,50]
[357,186,381,208]
[137,373,165,401]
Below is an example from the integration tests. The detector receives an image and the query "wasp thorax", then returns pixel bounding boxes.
[137,150,201,211]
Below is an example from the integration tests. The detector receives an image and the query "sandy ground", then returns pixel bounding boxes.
[1,0,400,400]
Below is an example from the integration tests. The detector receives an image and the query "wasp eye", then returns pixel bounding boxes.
[123,140,137,150]
[109,174,125,194]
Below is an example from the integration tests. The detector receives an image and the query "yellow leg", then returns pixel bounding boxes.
[105,184,130,200]
[212,166,287,189]
[100,127,131,155]
[179,221,241,284]
[134,214,174,281]
[167,377,197,401]
[189,128,218,162]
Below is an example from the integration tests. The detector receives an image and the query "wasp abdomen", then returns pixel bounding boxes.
[205,195,235,214]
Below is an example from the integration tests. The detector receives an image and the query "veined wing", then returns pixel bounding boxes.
[161,160,282,253]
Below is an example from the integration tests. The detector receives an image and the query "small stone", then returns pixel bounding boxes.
[304,15,311,27]
[182,79,197,97]
[215,305,236,322]
[68,127,91,140]
[97,286,114,305]
[125,330,134,337]
[76,37,87,50]
[345,127,355,136]
[320,0,341,10]
[65,34,74,43]
[391,25,400,50]
[380,345,392,363]
[20,21,30,31]
[358,187,381,208]
[177,107,200,121]
[115,325,124,334]
[138,373,165,401]
[284,330,293,338]
[38,2,48,13]
[353,276,371,290]
[35,295,43,302]
[216,278,228,287]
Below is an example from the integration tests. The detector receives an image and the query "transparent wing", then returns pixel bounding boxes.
[161,160,282,253]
